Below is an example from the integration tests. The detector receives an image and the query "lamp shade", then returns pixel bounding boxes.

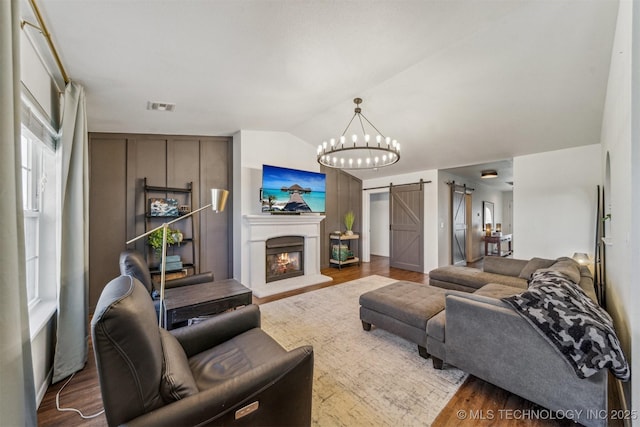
[211,189,229,213]
[572,252,590,265]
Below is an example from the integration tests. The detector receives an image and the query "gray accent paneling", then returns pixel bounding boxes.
[88,136,127,308]
[89,133,232,310]
[320,167,362,268]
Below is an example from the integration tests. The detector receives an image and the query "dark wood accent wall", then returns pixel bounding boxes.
[320,167,362,268]
[88,133,232,310]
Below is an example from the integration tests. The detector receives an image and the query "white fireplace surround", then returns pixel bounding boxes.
[243,214,332,298]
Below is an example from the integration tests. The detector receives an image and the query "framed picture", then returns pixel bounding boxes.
[149,198,179,216]
[483,201,494,231]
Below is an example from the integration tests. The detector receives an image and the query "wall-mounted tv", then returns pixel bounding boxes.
[261,164,326,214]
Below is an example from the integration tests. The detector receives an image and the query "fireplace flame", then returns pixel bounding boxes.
[267,251,301,278]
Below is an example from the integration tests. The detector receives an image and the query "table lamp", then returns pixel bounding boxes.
[126,188,229,327]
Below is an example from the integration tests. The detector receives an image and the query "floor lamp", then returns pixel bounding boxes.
[126,188,229,327]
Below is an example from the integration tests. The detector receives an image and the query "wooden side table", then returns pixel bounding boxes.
[484,234,513,257]
[163,279,252,330]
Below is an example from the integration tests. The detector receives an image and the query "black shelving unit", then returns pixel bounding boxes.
[144,178,196,280]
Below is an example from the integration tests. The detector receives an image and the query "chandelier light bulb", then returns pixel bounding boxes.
[340,136,345,145]
[349,158,353,166]
[374,156,379,164]
[357,158,362,166]
[352,134,358,143]
[397,143,400,151]
[330,138,336,147]
[322,141,327,149]
[382,154,387,162]
[364,134,370,143]
[376,135,382,144]
[385,137,391,146]
[366,158,371,165]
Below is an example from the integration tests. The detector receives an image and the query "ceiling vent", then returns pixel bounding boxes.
[147,101,176,112]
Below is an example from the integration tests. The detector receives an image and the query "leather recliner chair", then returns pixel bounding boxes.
[119,250,214,300]
[91,275,314,426]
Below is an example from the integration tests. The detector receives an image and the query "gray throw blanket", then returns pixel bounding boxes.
[502,270,629,381]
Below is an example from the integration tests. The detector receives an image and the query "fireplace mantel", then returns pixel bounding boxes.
[243,214,332,297]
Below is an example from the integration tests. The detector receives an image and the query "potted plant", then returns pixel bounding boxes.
[148,227,183,255]
[344,211,355,235]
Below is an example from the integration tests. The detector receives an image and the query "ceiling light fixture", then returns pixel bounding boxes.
[317,98,400,169]
[481,169,498,179]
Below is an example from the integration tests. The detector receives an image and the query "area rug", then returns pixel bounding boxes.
[259,275,468,427]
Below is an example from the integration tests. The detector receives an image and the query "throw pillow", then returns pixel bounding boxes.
[535,257,581,284]
[159,328,199,402]
[518,257,556,280]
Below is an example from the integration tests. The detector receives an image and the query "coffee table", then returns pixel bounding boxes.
[162,279,252,330]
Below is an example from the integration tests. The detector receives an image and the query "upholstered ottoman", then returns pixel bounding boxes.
[359,281,446,359]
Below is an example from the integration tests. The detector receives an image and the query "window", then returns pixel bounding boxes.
[20,94,59,334]
[21,128,44,305]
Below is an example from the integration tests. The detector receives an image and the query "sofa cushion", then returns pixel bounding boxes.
[483,257,528,277]
[188,328,286,390]
[537,257,581,284]
[159,329,199,402]
[426,310,446,342]
[429,266,527,291]
[474,283,523,299]
[481,273,528,289]
[518,257,556,280]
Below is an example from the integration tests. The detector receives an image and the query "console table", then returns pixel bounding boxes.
[484,234,513,257]
[163,279,252,330]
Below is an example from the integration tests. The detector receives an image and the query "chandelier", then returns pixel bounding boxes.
[317,98,400,169]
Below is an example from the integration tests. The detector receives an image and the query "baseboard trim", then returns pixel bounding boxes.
[37,367,53,408]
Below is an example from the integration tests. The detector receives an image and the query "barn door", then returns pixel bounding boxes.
[389,181,424,272]
[451,185,467,265]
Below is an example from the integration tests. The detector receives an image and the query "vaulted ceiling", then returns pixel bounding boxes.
[25,0,619,180]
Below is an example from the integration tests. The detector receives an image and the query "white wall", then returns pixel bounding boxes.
[598,0,637,411]
[232,130,319,284]
[369,192,389,256]
[362,170,438,272]
[513,144,601,260]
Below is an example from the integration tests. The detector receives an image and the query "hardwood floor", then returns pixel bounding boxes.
[37,256,620,426]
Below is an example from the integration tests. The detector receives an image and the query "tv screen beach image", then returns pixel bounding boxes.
[261,165,326,213]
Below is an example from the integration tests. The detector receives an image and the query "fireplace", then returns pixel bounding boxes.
[243,214,332,298]
[265,236,304,283]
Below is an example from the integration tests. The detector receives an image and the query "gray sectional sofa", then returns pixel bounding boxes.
[360,256,610,427]
[429,257,607,427]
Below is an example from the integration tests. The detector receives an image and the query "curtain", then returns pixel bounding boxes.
[0,0,38,424]
[52,82,89,382]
